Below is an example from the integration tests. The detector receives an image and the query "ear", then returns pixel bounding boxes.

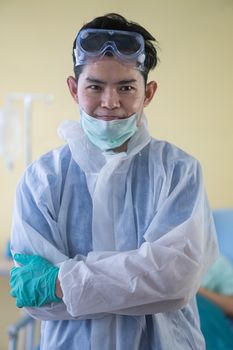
[144,81,157,107]
[67,76,78,103]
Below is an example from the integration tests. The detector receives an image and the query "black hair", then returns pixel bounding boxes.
[72,13,159,84]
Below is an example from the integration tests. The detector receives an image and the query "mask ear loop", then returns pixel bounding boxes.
[135,97,147,126]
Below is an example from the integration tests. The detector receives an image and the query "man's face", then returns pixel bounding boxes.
[68,57,157,121]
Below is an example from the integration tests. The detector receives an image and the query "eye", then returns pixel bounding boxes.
[87,85,102,92]
[120,86,135,92]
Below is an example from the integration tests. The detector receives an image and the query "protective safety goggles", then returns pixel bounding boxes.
[73,29,146,70]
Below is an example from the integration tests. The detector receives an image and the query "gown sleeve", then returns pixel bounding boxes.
[58,157,219,317]
[10,152,107,320]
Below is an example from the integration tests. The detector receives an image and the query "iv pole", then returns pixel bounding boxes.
[6,93,53,167]
[0,92,53,270]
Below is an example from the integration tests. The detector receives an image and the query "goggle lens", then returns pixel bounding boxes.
[80,31,141,55]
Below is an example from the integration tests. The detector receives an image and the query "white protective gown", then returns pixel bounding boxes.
[11,115,218,349]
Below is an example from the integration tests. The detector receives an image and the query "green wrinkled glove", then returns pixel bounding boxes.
[10,254,61,308]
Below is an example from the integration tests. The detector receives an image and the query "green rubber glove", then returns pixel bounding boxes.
[10,254,61,308]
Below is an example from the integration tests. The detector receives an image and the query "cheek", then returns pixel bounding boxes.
[77,92,99,113]
[124,94,145,111]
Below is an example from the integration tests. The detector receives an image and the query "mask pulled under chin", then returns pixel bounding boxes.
[80,108,138,151]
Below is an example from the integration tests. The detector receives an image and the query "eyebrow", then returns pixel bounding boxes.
[85,77,137,85]
[86,77,105,84]
[117,79,137,85]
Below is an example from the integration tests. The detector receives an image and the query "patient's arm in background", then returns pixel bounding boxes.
[198,287,233,317]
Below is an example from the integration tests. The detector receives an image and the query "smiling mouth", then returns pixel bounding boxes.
[95,115,128,121]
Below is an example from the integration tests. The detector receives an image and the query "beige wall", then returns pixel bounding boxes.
[0,0,233,346]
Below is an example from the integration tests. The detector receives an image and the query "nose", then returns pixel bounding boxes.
[101,88,120,109]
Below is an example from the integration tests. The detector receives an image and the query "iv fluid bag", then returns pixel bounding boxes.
[0,103,21,170]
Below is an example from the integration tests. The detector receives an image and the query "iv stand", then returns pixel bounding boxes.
[6,93,53,167]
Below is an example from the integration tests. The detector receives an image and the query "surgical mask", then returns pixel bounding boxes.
[80,108,138,151]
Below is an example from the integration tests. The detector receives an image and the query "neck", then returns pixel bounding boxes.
[112,140,128,153]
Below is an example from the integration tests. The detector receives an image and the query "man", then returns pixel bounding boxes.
[10,13,218,349]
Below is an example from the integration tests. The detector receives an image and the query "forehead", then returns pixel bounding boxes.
[78,57,144,85]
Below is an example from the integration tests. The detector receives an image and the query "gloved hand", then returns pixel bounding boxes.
[10,254,61,308]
